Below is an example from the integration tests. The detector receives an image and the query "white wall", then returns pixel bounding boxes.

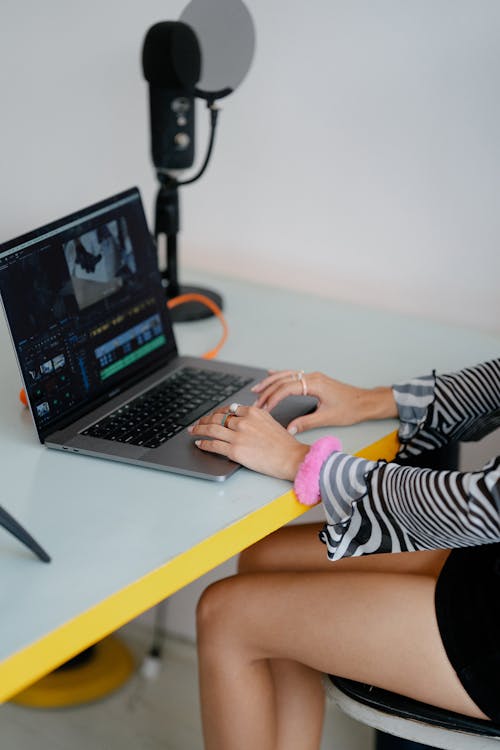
[1,0,499,331]
[1,1,499,643]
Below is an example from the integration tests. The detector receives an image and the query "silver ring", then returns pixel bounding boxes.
[301,376,308,396]
[229,402,239,414]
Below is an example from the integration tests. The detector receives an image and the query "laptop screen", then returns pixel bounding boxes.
[0,187,175,439]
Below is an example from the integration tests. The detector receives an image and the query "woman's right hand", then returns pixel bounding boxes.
[252,370,397,435]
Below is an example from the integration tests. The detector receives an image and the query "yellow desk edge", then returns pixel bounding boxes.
[0,430,399,703]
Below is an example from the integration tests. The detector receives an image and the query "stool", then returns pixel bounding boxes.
[327,676,500,749]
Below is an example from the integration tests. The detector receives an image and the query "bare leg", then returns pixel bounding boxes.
[197,527,485,750]
[267,657,325,750]
[238,522,450,576]
[235,523,452,749]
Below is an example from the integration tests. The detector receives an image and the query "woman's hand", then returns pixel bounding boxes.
[189,405,310,481]
[252,370,397,435]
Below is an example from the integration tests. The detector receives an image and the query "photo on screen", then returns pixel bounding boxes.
[63,218,137,310]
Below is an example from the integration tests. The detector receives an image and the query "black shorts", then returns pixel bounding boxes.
[435,542,500,721]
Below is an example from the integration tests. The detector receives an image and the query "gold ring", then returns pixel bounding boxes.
[221,413,236,429]
[301,376,308,396]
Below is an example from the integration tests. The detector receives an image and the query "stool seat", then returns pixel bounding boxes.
[327,676,500,749]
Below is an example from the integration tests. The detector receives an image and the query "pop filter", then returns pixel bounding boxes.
[180,0,255,101]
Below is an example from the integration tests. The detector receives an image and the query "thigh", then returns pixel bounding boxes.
[201,568,487,720]
[239,522,450,577]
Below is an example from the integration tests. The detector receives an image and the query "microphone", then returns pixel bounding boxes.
[142,22,201,171]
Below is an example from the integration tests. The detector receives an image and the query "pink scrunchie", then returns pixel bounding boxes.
[294,436,343,506]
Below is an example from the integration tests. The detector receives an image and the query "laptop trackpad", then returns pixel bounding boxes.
[271,395,317,427]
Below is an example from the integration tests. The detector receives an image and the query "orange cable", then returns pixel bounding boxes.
[167,292,228,360]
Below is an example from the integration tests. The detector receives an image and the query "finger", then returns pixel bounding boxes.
[260,381,305,412]
[193,404,249,428]
[254,379,298,409]
[251,370,297,393]
[259,372,322,409]
[190,411,228,430]
[189,415,244,443]
[191,411,249,435]
[287,412,321,435]
[194,438,236,460]
[190,423,232,441]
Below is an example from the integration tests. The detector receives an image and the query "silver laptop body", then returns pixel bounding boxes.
[0,187,314,481]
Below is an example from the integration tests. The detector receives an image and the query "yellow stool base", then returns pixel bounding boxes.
[10,635,135,708]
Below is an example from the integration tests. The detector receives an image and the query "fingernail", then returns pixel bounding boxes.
[195,440,201,447]
[288,426,298,435]
[187,426,194,433]
[250,385,258,392]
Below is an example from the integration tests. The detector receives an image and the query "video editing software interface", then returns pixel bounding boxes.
[0,191,173,436]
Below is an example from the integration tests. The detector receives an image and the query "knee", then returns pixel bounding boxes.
[196,577,240,644]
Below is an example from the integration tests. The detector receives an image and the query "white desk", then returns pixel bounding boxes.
[0,272,498,702]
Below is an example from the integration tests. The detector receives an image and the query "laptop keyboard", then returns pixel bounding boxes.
[81,367,253,449]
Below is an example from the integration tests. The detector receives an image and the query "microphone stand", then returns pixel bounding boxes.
[154,102,224,322]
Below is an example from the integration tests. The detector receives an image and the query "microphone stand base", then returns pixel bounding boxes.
[162,281,224,322]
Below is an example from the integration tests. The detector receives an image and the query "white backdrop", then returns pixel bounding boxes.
[1,1,499,644]
[1,0,499,331]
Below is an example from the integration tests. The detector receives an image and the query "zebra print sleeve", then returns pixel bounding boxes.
[318,457,500,560]
[394,358,500,460]
[318,357,500,559]
[319,452,376,527]
[392,374,435,442]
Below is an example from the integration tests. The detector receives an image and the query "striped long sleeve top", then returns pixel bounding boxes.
[318,358,500,560]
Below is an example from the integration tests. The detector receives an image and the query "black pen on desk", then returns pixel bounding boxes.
[0,505,51,563]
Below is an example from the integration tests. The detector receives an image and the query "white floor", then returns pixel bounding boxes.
[0,622,374,750]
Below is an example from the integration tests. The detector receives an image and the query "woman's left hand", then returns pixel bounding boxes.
[189,404,310,481]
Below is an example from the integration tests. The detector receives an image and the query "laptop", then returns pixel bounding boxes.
[0,187,315,480]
